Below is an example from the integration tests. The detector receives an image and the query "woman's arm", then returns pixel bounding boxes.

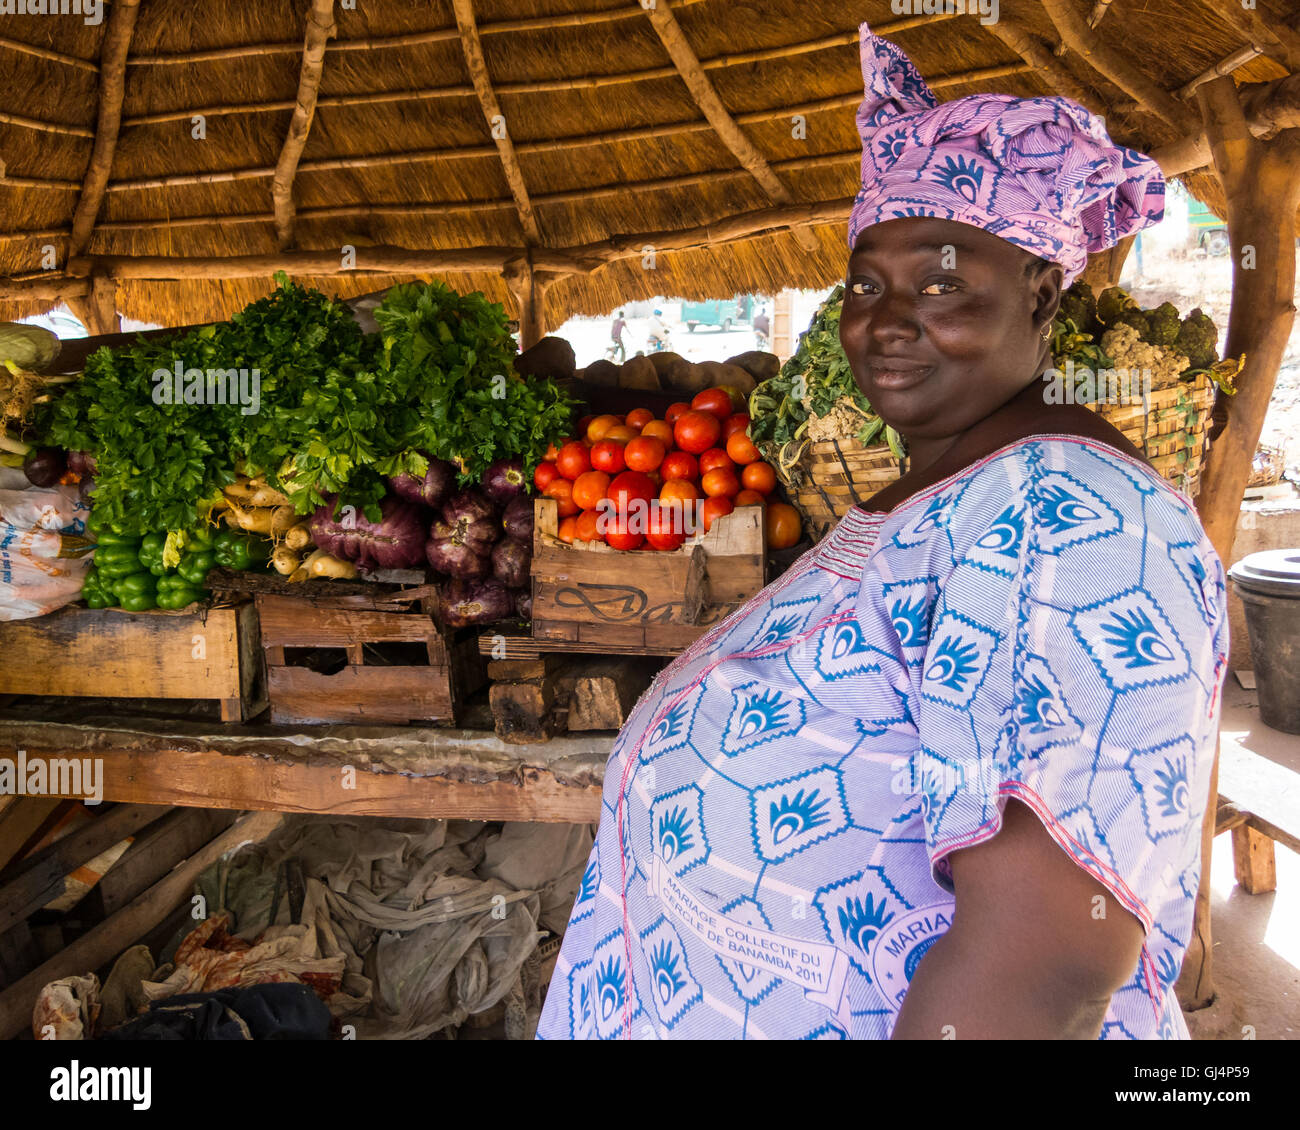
[891,798,1146,1040]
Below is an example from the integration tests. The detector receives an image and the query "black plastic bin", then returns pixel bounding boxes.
[1229,548,1300,734]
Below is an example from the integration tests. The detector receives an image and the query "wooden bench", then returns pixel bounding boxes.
[1215,741,1300,894]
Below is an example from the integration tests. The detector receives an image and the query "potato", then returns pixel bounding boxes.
[725,351,780,383]
[660,357,708,394]
[647,351,687,376]
[583,358,621,387]
[513,335,576,381]
[619,354,661,391]
[696,360,756,395]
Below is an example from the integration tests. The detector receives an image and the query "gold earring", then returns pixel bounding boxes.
[1040,323,1052,341]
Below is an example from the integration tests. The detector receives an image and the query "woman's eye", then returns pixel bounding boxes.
[847,279,879,296]
[920,280,960,295]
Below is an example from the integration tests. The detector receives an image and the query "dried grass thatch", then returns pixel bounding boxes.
[0,0,1295,329]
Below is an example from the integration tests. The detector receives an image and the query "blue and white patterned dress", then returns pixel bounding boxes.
[537,436,1228,1040]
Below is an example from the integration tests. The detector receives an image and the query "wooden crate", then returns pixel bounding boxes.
[255,592,485,726]
[0,601,263,721]
[530,497,766,654]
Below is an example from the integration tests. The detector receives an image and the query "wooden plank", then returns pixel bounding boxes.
[0,921,38,990]
[0,803,168,934]
[0,799,64,873]
[256,595,447,653]
[0,605,245,702]
[0,810,284,1041]
[267,665,454,726]
[487,657,556,681]
[1218,743,1300,857]
[11,747,602,823]
[556,658,660,731]
[490,680,556,744]
[84,807,236,920]
[1231,824,1277,895]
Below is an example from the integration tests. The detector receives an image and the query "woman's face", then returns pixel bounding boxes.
[839,217,1063,443]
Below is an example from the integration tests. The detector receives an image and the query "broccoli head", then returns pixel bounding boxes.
[1176,308,1219,371]
[1096,286,1137,326]
[1146,302,1182,348]
[1057,282,1098,333]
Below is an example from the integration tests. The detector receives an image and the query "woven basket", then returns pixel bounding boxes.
[778,374,1216,540]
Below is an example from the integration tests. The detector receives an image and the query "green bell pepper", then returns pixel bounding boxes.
[95,544,143,578]
[93,529,142,549]
[177,550,215,587]
[187,526,215,550]
[138,532,167,573]
[213,530,271,571]
[81,567,117,609]
[111,571,156,601]
[156,576,203,610]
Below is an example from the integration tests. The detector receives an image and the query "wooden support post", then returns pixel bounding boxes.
[1231,824,1277,895]
[1176,77,1300,1011]
[66,274,119,337]
[503,256,555,350]
[1078,234,1136,291]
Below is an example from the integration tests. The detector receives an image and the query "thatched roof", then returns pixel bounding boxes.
[0,0,1296,330]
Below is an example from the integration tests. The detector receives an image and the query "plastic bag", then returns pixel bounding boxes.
[0,470,93,621]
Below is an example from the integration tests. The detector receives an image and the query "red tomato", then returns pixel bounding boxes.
[624,407,654,431]
[639,420,675,448]
[659,478,701,506]
[624,436,666,473]
[691,387,734,422]
[604,424,638,445]
[574,509,601,543]
[604,517,644,552]
[765,502,802,549]
[544,477,579,518]
[607,470,656,511]
[572,470,611,511]
[556,440,591,481]
[533,461,560,492]
[719,385,749,413]
[700,495,734,532]
[722,413,751,440]
[646,503,688,551]
[741,460,777,494]
[589,439,626,474]
[659,450,699,483]
[734,488,766,507]
[701,467,740,499]
[557,516,578,544]
[585,414,622,443]
[674,410,722,454]
[665,402,691,425]
[697,447,734,475]
[725,430,761,465]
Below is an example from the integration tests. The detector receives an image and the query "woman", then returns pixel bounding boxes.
[537,26,1227,1040]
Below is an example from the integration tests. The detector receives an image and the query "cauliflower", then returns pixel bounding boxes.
[1099,324,1190,392]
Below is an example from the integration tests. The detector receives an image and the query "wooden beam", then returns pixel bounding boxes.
[10,745,603,824]
[1177,46,1263,102]
[1231,824,1277,895]
[0,798,63,874]
[1215,0,1300,75]
[0,810,283,1042]
[643,0,819,254]
[0,111,95,139]
[0,276,91,303]
[65,274,120,337]
[503,256,558,349]
[273,0,337,250]
[1041,0,1198,135]
[983,11,1111,115]
[0,35,97,72]
[68,0,142,260]
[1153,72,1300,175]
[452,0,542,246]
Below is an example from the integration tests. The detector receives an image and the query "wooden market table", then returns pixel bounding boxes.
[0,704,608,824]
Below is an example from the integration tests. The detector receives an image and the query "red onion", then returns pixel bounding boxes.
[389,454,455,509]
[491,537,532,589]
[310,494,427,572]
[481,458,527,506]
[440,578,516,627]
[501,496,534,543]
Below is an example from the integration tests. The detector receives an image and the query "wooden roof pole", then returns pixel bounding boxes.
[1041,0,1198,135]
[452,0,541,246]
[1177,77,1300,1014]
[643,0,821,254]
[63,0,140,336]
[1214,1,1300,75]
[272,0,337,250]
[983,11,1108,115]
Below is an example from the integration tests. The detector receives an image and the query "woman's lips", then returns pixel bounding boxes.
[865,360,933,391]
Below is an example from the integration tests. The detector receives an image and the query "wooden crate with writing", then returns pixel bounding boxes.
[255,591,485,726]
[0,601,263,721]
[530,497,766,655]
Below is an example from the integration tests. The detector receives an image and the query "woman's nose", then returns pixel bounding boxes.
[868,291,921,344]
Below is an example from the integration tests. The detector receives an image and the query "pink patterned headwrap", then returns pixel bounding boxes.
[847,24,1165,285]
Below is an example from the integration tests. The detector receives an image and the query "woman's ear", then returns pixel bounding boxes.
[1032,262,1065,332]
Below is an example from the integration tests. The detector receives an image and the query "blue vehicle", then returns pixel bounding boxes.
[680,295,756,332]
